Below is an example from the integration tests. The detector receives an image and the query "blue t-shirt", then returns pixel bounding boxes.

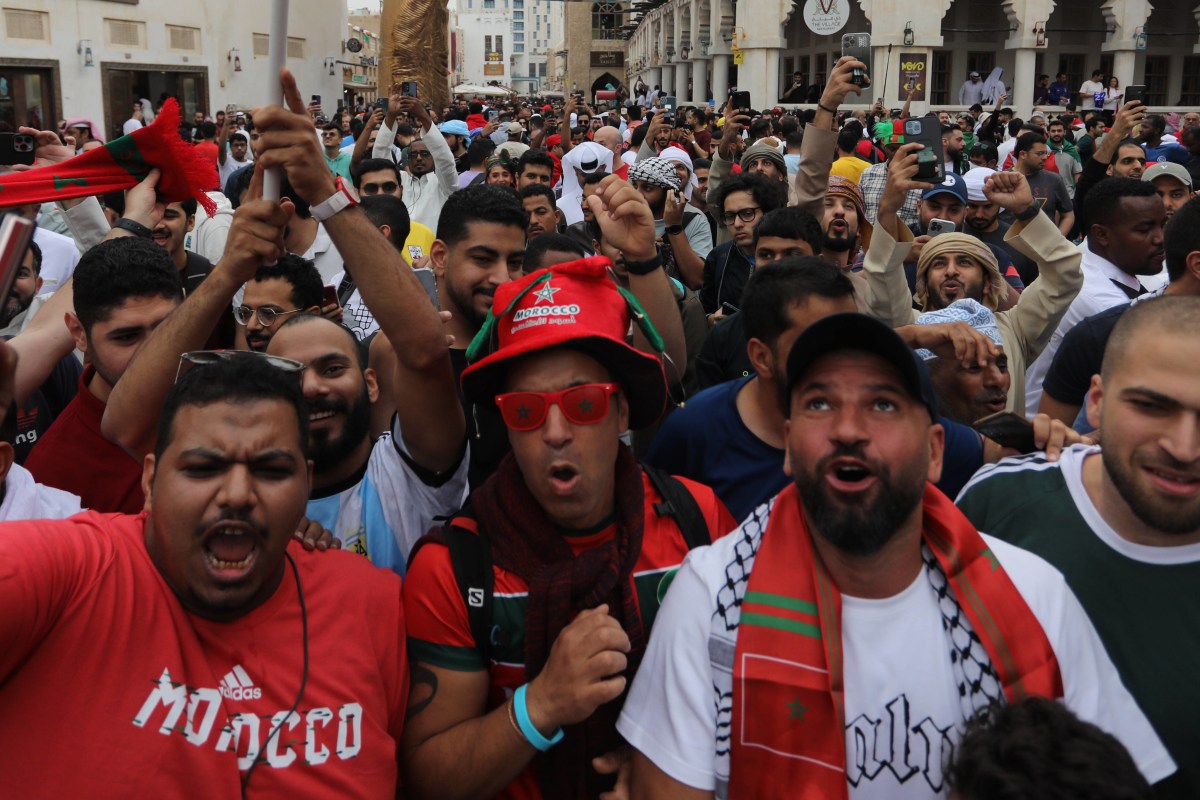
[645,376,784,523]
[646,376,986,521]
[1144,142,1190,165]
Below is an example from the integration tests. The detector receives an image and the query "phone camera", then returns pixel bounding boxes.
[904,120,922,136]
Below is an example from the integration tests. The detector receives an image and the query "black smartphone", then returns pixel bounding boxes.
[904,116,945,182]
[1124,85,1146,106]
[721,301,739,316]
[0,133,35,166]
[401,81,418,98]
[413,267,438,306]
[312,94,321,105]
[0,214,35,312]
[662,95,677,111]
[973,411,1037,454]
[321,285,341,310]
[729,91,751,114]
[841,32,872,88]
[374,97,388,113]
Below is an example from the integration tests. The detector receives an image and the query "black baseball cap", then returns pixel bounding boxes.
[785,313,939,422]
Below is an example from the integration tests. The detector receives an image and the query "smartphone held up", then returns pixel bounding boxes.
[841,32,872,88]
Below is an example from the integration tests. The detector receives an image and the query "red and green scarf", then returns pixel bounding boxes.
[0,98,217,215]
[729,483,1063,799]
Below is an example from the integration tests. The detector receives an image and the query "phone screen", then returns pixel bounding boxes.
[0,214,35,315]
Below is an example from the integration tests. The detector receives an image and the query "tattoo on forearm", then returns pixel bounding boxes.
[407,665,439,719]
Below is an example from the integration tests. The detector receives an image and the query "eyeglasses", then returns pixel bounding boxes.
[408,150,431,159]
[321,130,341,137]
[362,181,399,195]
[495,383,620,431]
[233,305,305,327]
[722,207,762,225]
[175,350,305,383]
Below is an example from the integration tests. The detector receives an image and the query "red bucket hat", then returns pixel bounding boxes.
[461,257,668,429]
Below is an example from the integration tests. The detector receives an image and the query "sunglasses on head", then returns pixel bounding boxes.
[494,383,620,431]
[175,350,305,384]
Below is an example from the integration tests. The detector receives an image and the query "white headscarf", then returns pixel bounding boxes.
[139,98,155,123]
[556,142,614,225]
[658,145,698,200]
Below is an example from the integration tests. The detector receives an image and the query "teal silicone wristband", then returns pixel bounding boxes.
[513,684,564,751]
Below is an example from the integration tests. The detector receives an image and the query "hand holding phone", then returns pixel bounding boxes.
[974,411,1037,454]
[927,218,955,237]
[0,133,35,167]
[841,32,872,88]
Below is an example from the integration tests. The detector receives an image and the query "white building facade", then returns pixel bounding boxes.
[627,0,1200,116]
[0,0,345,140]
[453,0,558,93]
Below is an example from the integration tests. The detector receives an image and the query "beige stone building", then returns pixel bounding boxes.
[551,1,627,100]
[627,0,1200,115]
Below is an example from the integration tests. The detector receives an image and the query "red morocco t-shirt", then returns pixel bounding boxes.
[0,511,408,798]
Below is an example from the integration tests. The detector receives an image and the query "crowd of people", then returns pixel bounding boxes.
[0,54,1196,799]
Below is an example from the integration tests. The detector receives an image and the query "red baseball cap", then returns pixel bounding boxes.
[542,104,553,112]
[461,257,667,429]
[546,133,562,147]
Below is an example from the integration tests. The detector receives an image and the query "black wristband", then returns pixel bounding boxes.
[623,252,664,275]
[817,102,837,115]
[114,218,153,238]
[664,224,684,236]
[1013,204,1040,222]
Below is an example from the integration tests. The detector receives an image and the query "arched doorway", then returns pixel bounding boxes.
[591,71,622,95]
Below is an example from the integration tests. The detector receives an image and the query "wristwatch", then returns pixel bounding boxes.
[114,217,153,238]
[310,176,361,222]
[664,224,684,236]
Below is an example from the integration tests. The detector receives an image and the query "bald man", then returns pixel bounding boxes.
[593,125,629,180]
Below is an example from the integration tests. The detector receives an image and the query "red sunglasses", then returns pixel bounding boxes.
[495,383,620,431]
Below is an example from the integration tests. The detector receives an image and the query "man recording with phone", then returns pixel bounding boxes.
[372,82,459,235]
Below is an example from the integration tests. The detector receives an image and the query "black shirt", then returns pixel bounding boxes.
[968,221,1040,285]
[1042,300,1131,407]
[700,241,753,315]
[694,312,752,391]
[13,352,82,464]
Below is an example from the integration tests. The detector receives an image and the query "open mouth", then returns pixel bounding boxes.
[942,280,961,294]
[548,463,581,494]
[202,522,260,576]
[984,396,1008,413]
[309,409,338,423]
[829,220,848,234]
[826,458,876,492]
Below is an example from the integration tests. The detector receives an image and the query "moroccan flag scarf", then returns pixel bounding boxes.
[729,483,1063,799]
[0,98,217,215]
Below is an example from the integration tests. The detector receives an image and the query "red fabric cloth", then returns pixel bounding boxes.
[24,366,144,514]
[729,483,1064,799]
[466,113,488,131]
[0,98,217,215]
[0,511,407,797]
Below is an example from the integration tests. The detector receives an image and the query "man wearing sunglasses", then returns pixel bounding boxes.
[102,70,469,575]
[233,254,324,353]
[400,179,733,800]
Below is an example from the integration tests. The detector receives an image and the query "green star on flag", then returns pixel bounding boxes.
[578,398,594,414]
[787,696,808,720]
[981,548,1000,571]
[516,405,531,420]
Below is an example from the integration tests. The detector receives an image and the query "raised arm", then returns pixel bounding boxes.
[256,69,466,473]
[101,172,291,458]
[350,106,384,179]
[588,174,688,378]
[863,142,932,326]
[796,56,865,218]
[216,109,231,167]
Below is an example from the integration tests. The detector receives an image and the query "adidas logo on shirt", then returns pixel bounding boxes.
[219,664,262,700]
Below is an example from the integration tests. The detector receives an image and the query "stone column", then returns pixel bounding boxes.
[693,57,709,105]
[1003,0,1060,114]
[712,54,729,103]
[648,67,663,94]
[662,65,676,99]
[1101,0,1154,86]
[676,61,691,103]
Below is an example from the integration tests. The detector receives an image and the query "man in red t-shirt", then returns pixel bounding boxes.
[23,235,184,513]
[401,179,735,800]
[0,353,408,797]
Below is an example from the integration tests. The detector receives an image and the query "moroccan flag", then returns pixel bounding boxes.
[0,98,217,215]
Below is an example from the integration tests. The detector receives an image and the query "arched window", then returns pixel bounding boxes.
[592,1,622,40]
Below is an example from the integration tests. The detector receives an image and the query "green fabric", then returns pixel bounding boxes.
[957,454,1199,799]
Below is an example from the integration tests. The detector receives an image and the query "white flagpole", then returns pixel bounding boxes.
[262,0,290,202]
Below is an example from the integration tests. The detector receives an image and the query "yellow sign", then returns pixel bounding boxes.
[733,50,744,65]
[484,63,504,75]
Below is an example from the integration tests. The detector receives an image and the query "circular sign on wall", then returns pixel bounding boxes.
[347,37,363,53]
[802,0,849,35]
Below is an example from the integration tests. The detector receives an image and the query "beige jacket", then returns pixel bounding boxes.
[863,211,1083,416]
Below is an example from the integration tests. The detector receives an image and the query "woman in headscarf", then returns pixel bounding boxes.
[484,151,515,187]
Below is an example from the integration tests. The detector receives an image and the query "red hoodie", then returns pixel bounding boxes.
[466,113,487,131]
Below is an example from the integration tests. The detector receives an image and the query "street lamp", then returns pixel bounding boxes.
[78,40,94,68]
[1033,21,1046,48]
[903,22,913,46]
[681,45,690,60]
[228,48,242,72]
[1134,26,1148,51]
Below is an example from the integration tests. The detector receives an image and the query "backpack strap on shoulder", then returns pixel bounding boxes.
[642,464,709,550]
[441,509,497,663]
